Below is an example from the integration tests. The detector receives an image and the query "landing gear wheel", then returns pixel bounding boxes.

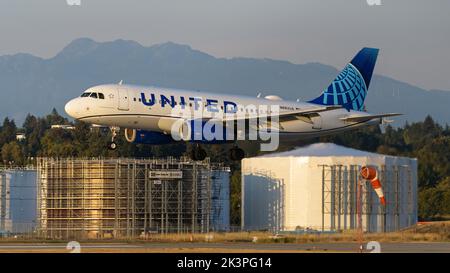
[191,146,207,161]
[229,147,245,161]
[107,141,118,150]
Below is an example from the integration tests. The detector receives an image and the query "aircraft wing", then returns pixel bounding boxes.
[90,124,110,128]
[51,123,110,130]
[339,113,402,123]
[220,105,342,122]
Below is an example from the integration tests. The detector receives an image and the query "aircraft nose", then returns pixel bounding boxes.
[65,99,80,119]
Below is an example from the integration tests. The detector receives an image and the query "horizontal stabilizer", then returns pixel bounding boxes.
[340,113,402,123]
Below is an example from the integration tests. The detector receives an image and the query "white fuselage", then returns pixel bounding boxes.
[65,84,379,142]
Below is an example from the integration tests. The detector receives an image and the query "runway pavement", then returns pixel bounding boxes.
[0,242,449,253]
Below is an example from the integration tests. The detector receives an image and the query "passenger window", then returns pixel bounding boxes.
[98,93,105,99]
[90,93,98,98]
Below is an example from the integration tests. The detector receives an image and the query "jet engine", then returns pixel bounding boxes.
[124,128,175,145]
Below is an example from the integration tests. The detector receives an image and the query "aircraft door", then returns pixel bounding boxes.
[117,87,129,111]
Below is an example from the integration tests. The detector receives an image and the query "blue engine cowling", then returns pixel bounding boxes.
[124,129,175,145]
[180,119,232,144]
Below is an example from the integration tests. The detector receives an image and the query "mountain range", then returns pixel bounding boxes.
[1,38,449,126]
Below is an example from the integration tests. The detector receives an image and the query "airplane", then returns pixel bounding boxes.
[64,47,401,161]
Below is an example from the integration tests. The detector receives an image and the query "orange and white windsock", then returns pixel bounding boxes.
[360,166,386,206]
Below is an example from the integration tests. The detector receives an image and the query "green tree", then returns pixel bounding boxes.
[40,128,76,157]
[418,177,450,220]
[404,115,442,150]
[22,114,48,157]
[418,187,443,220]
[1,141,24,165]
[230,169,241,226]
[0,117,17,147]
[416,136,450,188]
[436,177,450,216]
[46,108,68,126]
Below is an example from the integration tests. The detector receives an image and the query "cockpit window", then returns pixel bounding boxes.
[80,92,104,99]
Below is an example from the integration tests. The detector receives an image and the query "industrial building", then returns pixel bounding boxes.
[241,143,418,233]
[37,157,230,239]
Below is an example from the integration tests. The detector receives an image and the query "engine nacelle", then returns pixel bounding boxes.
[124,129,175,145]
[177,119,231,144]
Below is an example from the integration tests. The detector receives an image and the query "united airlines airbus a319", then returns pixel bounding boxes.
[64,48,400,161]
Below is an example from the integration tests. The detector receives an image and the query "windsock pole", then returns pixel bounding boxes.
[357,166,386,252]
[356,178,364,253]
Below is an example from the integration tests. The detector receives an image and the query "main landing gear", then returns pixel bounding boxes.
[229,146,245,161]
[190,144,245,161]
[191,145,207,161]
[107,127,119,150]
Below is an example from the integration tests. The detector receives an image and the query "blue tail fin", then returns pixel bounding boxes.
[309,47,379,111]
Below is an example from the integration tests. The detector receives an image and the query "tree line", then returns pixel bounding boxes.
[0,109,449,221]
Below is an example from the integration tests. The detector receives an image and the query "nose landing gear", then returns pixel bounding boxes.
[107,126,120,150]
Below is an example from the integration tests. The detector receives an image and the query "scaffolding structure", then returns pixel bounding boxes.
[320,164,416,233]
[36,157,230,239]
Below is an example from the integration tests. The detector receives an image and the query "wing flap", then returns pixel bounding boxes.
[220,105,342,122]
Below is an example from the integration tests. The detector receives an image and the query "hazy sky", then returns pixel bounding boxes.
[0,0,449,91]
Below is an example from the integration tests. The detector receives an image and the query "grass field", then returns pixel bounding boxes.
[0,222,449,253]
[1,221,449,245]
[137,221,450,244]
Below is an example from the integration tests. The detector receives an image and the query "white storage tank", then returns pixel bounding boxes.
[242,143,418,233]
[9,171,37,233]
[0,170,37,234]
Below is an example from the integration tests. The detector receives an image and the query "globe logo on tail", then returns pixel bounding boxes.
[320,63,367,111]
